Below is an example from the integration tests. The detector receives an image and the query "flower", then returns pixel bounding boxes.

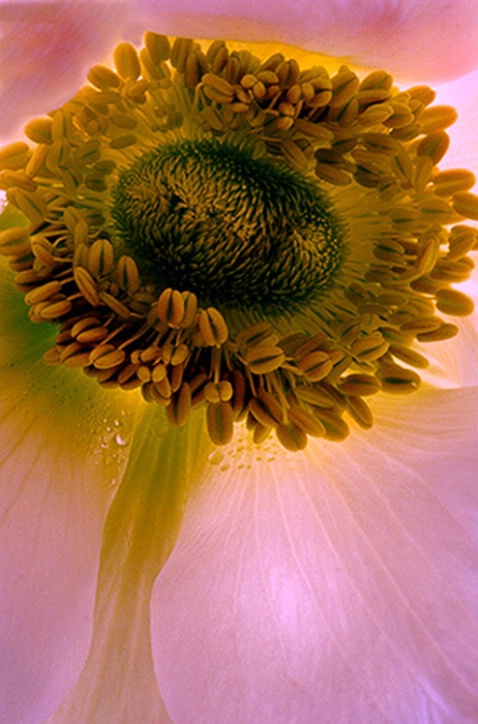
[1,2,478,723]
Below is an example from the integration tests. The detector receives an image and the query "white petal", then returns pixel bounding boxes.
[152,387,478,723]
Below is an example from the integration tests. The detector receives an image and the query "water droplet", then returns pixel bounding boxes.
[208,449,224,466]
[115,433,129,446]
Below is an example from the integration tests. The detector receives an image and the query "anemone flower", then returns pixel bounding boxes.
[1,2,478,723]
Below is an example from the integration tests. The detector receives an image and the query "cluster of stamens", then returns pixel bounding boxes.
[0,33,477,451]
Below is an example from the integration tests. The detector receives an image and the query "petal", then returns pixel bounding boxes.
[48,408,212,723]
[0,1,133,140]
[0,210,137,722]
[138,0,478,81]
[152,387,478,722]
[436,67,478,170]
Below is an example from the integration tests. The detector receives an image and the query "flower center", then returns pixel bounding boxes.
[112,139,343,313]
[0,33,477,452]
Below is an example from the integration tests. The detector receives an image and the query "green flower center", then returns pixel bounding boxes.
[0,32,477,452]
[112,139,343,313]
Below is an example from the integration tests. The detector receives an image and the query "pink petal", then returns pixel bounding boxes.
[152,387,478,722]
[0,250,136,721]
[0,1,133,139]
[138,0,478,81]
[437,67,478,170]
[418,69,478,389]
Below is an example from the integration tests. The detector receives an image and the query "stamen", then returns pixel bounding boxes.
[1,33,476,452]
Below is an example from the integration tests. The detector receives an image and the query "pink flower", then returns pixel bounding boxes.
[1,2,477,722]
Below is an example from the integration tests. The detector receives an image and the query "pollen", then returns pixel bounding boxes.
[0,33,476,451]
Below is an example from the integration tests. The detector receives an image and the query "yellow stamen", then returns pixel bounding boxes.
[1,32,476,451]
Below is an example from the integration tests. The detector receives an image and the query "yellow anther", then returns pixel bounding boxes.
[297,350,334,381]
[453,191,478,221]
[337,374,381,397]
[181,291,198,328]
[76,326,109,345]
[204,380,233,403]
[436,288,475,317]
[198,308,228,346]
[30,237,54,274]
[25,281,62,305]
[73,139,101,166]
[350,333,389,362]
[207,401,234,445]
[109,134,138,150]
[117,256,141,293]
[74,267,101,306]
[237,321,275,348]
[346,396,374,429]
[90,344,126,370]
[419,105,458,133]
[87,65,121,90]
[157,288,185,327]
[248,389,285,427]
[419,197,454,224]
[166,383,192,427]
[378,364,421,394]
[313,408,350,442]
[0,169,37,193]
[98,291,131,319]
[24,118,53,145]
[114,42,141,80]
[252,422,271,445]
[144,32,171,64]
[288,407,326,438]
[417,131,449,164]
[0,226,31,258]
[245,345,285,374]
[416,323,459,342]
[276,423,308,452]
[152,364,167,383]
[433,169,476,197]
[281,139,309,171]
[60,342,92,367]
[295,386,335,409]
[389,345,429,369]
[330,67,359,108]
[38,299,73,320]
[0,142,30,171]
[170,343,190,366]
[170,36,193,72]
[202,73,234,98]
[447,225,477,261]
[43,347,62,366]
[204,382,221,403]
[295,119,334,142]
[6,188,47,226]
[88,239,115,278]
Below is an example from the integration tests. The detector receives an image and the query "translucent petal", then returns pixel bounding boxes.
[152,387,478,722]
[421,69,478,388]
[437,67,478,171]
[138,0,478,81]
[0,212,137,721]
[0,1,132,139]
[48,408,212,723]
